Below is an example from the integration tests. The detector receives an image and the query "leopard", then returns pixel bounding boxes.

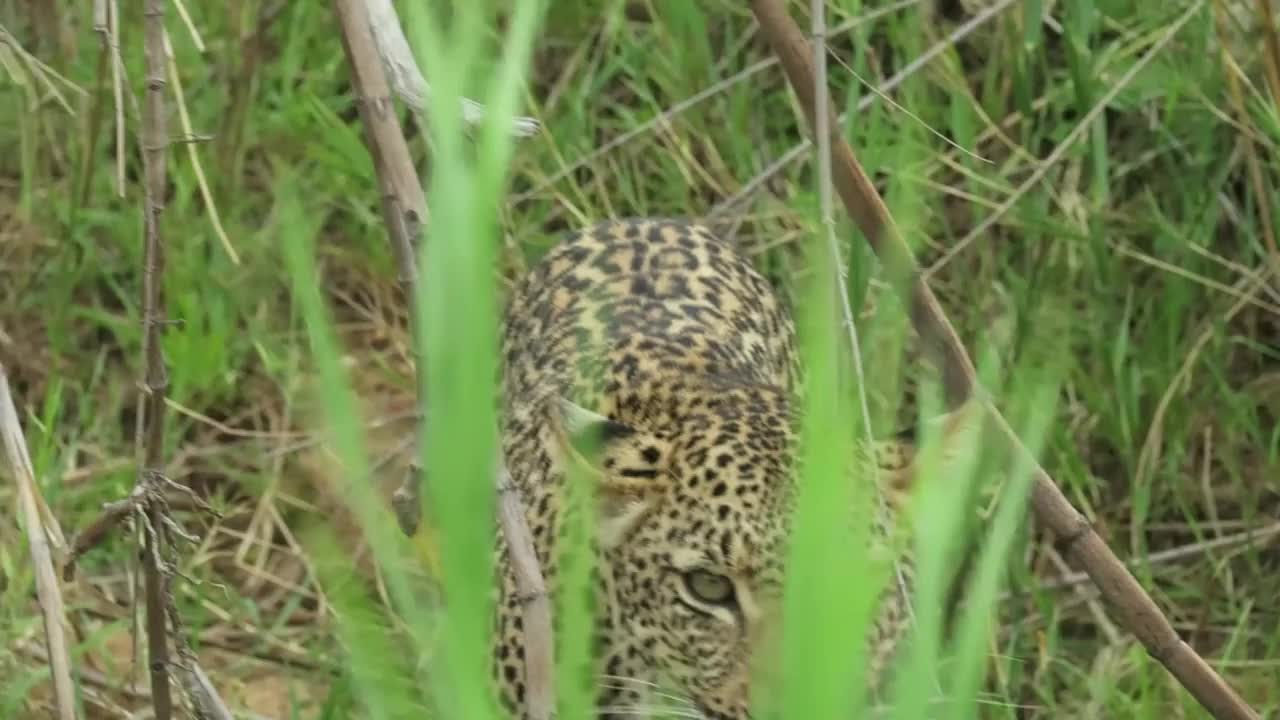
[493,218,946,720]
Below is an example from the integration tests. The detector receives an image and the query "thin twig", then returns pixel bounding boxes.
[1045,547,1121,645]
[161,30,239,264]
[497,468,556,720]
[1109,242,1280,318]
[0,369,76,720]
[16,639,145,700]
[170,598,236,720]
[751,5,979,410]
[1037,521,1280,594]
[747,3,1261,719]
[64,496,134,578]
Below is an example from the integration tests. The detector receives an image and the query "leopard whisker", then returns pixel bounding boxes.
[597,675,698,707]
[596,705,706,719]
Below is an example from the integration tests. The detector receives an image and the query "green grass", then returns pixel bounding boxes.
[1,0,1278,718]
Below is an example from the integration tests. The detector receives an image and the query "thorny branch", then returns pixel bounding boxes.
[63,1,230,718]
[747,2,1260,719]
[137,0,176,712]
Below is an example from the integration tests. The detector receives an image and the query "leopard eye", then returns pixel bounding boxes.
[683,569,736,606]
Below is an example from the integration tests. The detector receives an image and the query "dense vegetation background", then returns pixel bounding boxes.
[1,0,1277,717]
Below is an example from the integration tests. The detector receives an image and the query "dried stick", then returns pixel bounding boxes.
[329,5,556,719]
[497,467,557,720]
[331,0,427,534]
[747,2,1260,719]
[1032,520,1280,594]
[162,30,239,265]
[331,0,430,539]
[137,0,175,715]
[1,369,76,720]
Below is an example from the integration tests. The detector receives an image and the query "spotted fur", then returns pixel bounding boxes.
[494,219,919,719]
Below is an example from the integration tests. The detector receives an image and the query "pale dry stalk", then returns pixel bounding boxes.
[331,0,429,538]
[1,369,76,720]
[363,0,539,137]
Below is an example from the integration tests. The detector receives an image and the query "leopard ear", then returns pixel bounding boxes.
[557,399,636,454]
[555,399,671,549]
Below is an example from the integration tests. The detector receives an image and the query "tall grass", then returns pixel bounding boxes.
[774,214,873,718]
[283,3,1064,713]
[280,183,430,718]
[3,0,1277,718]
[279,0,549,718]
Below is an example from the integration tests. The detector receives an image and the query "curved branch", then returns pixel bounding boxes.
[747,2,1260,719]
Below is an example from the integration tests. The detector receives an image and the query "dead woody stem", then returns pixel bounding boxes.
[1,370,75,720]
[329,0,429,537]
[747,2,1260,719]
[138,0,174,714]
[63,1,230,717]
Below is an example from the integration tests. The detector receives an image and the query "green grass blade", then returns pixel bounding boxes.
[278,178,433,718]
